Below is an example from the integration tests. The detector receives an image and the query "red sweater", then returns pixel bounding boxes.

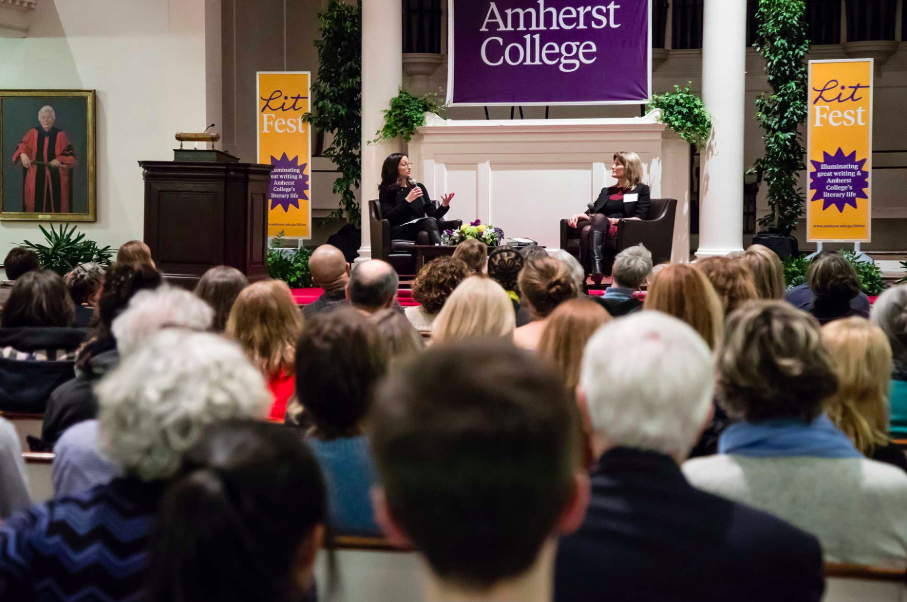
[267,371,295,422]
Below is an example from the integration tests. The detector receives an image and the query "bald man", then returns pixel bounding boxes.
[346,259,399,315]
[303,244,351,317]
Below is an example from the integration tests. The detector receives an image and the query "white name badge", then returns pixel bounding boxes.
[623,193,639,204]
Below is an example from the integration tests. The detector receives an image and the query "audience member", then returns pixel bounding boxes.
[593,244,651,317]
[64,262,105,328]
[0,271,87,413]
[52,286,213,495]
[548,249,586,296]
[684,301,907,567]
[643,264,724,350]
[520,245,549,262]
[43,263,162,444]
[406,257,469,333]
[537,299,610,394]
[291,308,387,536]
[556,311,824,602]
[741,244,785,300]
[371,341,589,602]
[0,416,29,519]
[786,250,871,315]
[873,285,907,437]
[372,307,424,367]
[0,330,269,602]
[116,239,154,267]
[147,421,326,602]
[452,238,488,275]
[194,265,248,331]
[227,279,302,422]
[822,317,907,472]
[802,251,869,325]
[304,244,350,317]
[695,256,758,316]
[0,247,40,308]
[432,276,515,343]
[514,257,579,350]
[487,245,531,327]
[347,259,398,314]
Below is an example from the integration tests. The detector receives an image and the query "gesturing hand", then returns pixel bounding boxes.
[405,186,424,203]
[441,193,455,207]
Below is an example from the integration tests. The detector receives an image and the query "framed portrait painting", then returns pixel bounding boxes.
[0,90,96,222]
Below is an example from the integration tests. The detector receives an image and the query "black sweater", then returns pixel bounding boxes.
[378,183,450,228]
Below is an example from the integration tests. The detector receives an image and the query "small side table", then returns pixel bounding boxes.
[411,245,458,273]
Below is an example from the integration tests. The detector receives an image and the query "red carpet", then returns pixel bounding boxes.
[291,287,629,306]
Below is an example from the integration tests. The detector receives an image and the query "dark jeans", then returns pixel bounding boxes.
[391,217,459,243]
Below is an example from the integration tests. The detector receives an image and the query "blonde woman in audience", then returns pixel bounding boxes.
[372,307,424,367]
[741,244,785,300]
[116,239,155,267]
[451,238,488,275]
[684,301,907,568]
[822,318,907,472]
[432,276,515,343]
[695,256,758,316]
[406,257,469,333]
[873,285,907,438]
[643,263,724,350]
[514,257,580,351]
[226,279,303,421]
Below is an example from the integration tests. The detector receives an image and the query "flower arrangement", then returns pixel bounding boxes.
[445,220,504,247]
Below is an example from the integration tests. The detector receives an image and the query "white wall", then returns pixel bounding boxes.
[0,0,209,258]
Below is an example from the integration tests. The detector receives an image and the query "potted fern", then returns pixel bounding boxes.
[19,223,113,276]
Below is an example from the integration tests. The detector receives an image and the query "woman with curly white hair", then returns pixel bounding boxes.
[0,329,270,602]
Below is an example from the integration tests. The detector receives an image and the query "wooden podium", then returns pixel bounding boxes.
[139,160,273,287]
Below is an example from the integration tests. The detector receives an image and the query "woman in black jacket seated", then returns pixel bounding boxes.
[378,153,456,245]
[567,151,651,284]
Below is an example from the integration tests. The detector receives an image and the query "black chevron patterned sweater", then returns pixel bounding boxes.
[0,477,164,602]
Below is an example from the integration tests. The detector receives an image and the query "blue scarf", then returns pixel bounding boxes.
[719,415,863,459]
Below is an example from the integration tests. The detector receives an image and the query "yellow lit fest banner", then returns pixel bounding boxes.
[257,72,312,238]
[806,59,873,242]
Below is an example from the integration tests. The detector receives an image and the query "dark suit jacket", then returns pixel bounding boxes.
[592,295,642,317]
[555,448,825,602]
[590,184,651,220]
[378,183,450,228]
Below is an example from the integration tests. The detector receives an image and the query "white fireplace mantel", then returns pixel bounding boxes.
[407,111,691,262]
[0,0,37,38]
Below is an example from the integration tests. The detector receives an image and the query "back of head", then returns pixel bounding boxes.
[822,318,892,454]
[644,264,725,349]
[372,340,578,590]
[147,420,327,602]
[538,299,611,392]
[518,257,579,318]
[411,257,469,315]
[873,284,907,371]
[1,270,74,328]
[309,244,349,290]
[195,266,249,331]
[347,260,398,311]
[97,329,270,481]
[742,244,785,300]
[612,244,653,289]
[226,279,302,377]
[96,263,162,340]
[717,300,838,424]
[520,245,549,263]
[695,256,758,315]
[112,286,214,356]
[432,276,515,343]
[487,245,523,294]
[451,239,488,275]
[581,311,714,458]
[65,262,106,306]
[371,307,424,367]
[117,240,154,267]
[296,308,387,438]
[4,247,39,280]
[548,249,585,294]
[807,252,860,301]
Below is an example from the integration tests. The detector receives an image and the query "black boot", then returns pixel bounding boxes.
[425,221,442,245]
[591,230,605,275]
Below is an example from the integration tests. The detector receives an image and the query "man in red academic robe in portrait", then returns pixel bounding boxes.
[11,105,77,213]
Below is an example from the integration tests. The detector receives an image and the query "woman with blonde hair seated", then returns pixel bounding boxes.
[822,317,907,473]
[432,276,515,343]
[695,256,759,316]
[741,245,785,300]
[226,279,303,421]
[452,238,488,275]
[644,263,724,350]
[513,257,579,351]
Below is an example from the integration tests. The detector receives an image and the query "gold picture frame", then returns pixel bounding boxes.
[0,90,96,222]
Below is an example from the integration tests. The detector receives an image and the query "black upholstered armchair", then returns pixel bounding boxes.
[559,198,677,276]
[368,200,463,276]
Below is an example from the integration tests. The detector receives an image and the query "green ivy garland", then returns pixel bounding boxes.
[372,88,446,144]
[303,0,362,228]
[647,84,712,150]
[752,0,810,234]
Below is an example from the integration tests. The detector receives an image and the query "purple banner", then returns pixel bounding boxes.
[448,0,650,106]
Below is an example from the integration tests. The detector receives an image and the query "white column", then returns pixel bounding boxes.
[696,0,746,259]
[359,0,403,263]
